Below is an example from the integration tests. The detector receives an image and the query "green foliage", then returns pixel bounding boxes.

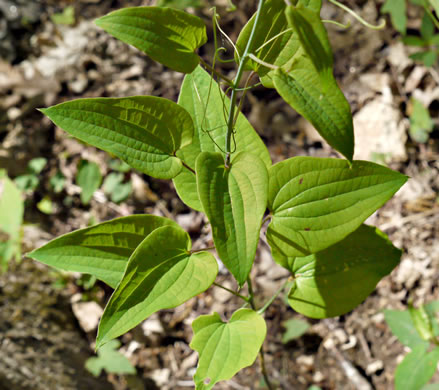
[85,340,136,377]
[385,301,439,390]
[382,0,407,34]
[76,160,102,205]
[15,157,47,192]
[0,170,24,270]
[156,0,203,8]
[95,7,207,73]
[281,318,310,343]
[50,171,66,193]
[50,6,75,26]
[190,309,266,389]
[410,98,434,143]
[31,2,409,387]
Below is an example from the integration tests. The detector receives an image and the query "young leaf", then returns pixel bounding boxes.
[28,157,48,175]
[28,215,178,288]
[267,157,407,257]
[421,12,435,40]
[382,0,407,35]
[76,160,102,205]
[40,96,194,180]
[85,340,136,377]
[285,6,333,91]
[395,344,439,390]
[0,170,24,269]
[174,66,271,211]
[190,309,266,389]
[95,7,207,73]
[410,304,436,342]
[384,309,430,349]
[97,225,218,348]
[410,97,434,143]
[286,225,401,318]
[410,50,438,67]
[196,152,268,286]
[282,318,310,343]
[272,64,354,161]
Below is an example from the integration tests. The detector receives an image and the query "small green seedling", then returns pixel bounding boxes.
[409,97,434,143]
[15,157,47,192]
[382,0,439,66]
[29,1,407,387]
[76,160,102,205]
[85,339,136,377]
[50,6,76,26]
[103,172,132,204]
[385,301,439,390]
[0,170,24,271]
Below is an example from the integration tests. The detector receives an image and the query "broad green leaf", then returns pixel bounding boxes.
[286,225,401,318]
[0,170,24,270]
[85,340,136,376]
[235,0,321,78]
[272,64,354,161]
[28,215,178,288]
[410,304,436,341]
[410,97,434,143]
[196,152,268,286]
[282,318,310,343]
[385,309,429,349]
[76,160,102,205]
[174,66,271,211]
[97,225,218,348]
[40,96,194,180]
[95,7,207,73]
[395,345,439,390]
[267,157,407,257]
[285,6,333,91]
[382,0,407,34]
[190,309,266,389]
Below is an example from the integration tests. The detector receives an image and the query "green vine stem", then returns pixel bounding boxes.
[258,279,292,315]
[225,0,265,167]
[212,282,250,302]
[328,0,386,30]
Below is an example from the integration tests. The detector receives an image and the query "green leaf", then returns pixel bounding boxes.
[403,35,429,47]
[422,384,439,390]
[282,318,310,343]
[384,309,429,349]
[410,97,434,143]
[156,0,203,8]
[95,7,207,73]
[286,6,333,91]
[76,160,102,205]
[103,172,124,194]
[410,50,438,67]
[50,6,75,26]
[272,64,354,161]
[267,157,407,257]
[395,345,439,390]
[421,12,435,40]
[410,304,436,342]
[50,172,66,193]
[37,196,54,215]
[382,0,407,34]
[196,152,268,286]
[97,225,218,348]
[190,309,266,390]
[28,215,178,288]
[103,173,133,203]
[429,0,439,15]
[85,340,136,377]
[173,66,271,211]
[40,96,194,180]
[0,170,24,269]
[14,174,39,192]
[28,157,47,174]
[285,225,401,318]
[235,0,321,78]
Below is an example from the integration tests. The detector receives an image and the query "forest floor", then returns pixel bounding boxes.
[0,0,439,389]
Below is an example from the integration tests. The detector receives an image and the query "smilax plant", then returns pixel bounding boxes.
[28,1,408,388]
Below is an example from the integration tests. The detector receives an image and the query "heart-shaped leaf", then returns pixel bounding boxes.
[95,7,207,73]
[174,66,271,211]
[286,225,401,318]
[40,96,194,179]
[190,309,266,389]
[267,157,407,257]
[395,345,439,390]
[97,225,218,348]
[196,152,268,286]
[28,215,178,288]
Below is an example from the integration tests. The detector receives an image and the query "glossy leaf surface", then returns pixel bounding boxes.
[28,215,178,288]
[395,345,439,390]
[97,225,218,348]
[190,309,266,389]
[95,7,207,73]
[267,157,407,257]
[196,152,268,286]
[174,66,271,211]
[286,225,401,318]
[41,97,194,179]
